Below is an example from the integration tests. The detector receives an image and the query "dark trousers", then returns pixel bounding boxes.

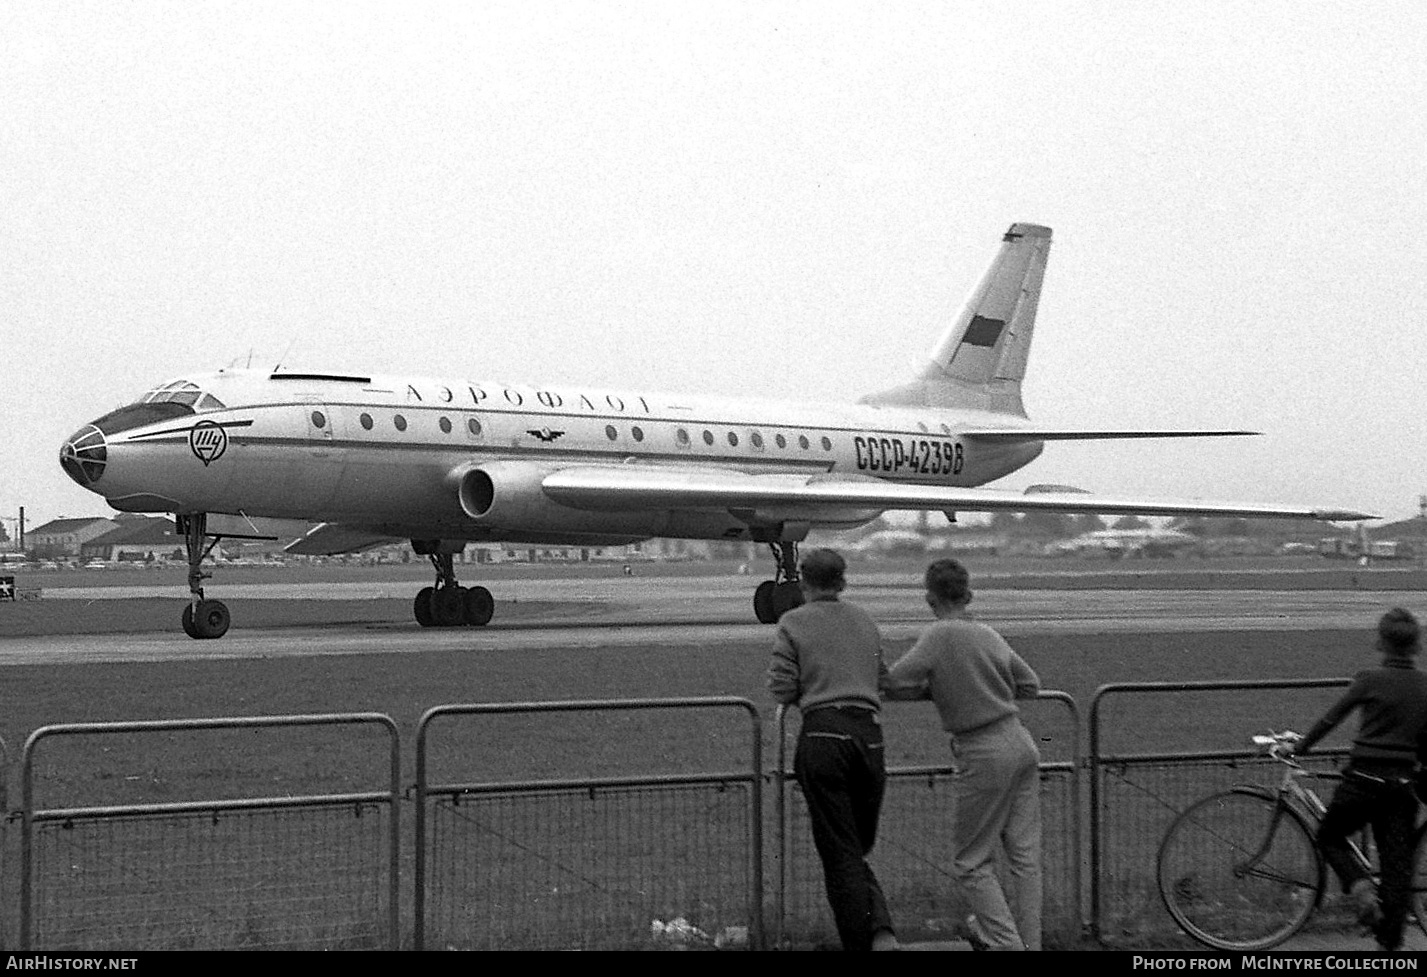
[1318,762,1419,949]
[794,706,893,950]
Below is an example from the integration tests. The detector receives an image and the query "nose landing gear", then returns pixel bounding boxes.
[753,541,805,624]
[411,543,493,627]
[178,513,230,639]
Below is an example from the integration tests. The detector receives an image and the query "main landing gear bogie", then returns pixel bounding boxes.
[752,541,806,625]
[412,545,494,628]
[414,584,494,628]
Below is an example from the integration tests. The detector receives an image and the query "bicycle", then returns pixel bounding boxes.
[1156,730,1427,950]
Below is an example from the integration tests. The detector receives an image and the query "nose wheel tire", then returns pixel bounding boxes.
[182,599,231,640]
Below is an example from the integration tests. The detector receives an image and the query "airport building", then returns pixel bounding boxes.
[23,516,118,558]
[79,517,186,564]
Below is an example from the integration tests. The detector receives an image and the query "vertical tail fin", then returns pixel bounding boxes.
[862,222,1051,415]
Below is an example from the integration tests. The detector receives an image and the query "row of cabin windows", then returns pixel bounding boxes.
[314,410,849,453]
[608,424,833,451]
[333,411,484,436]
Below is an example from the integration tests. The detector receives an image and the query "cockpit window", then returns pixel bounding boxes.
[140,380,226,412]
[90,400,197,436]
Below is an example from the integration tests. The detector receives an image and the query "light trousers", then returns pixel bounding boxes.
[950,716,1042,951]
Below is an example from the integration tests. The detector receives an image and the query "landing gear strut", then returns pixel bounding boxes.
[179,513,230,639]
[753,541,805,624]
[411,543,493,628]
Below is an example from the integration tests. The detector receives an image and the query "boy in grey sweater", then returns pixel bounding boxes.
[886,558,1042,950]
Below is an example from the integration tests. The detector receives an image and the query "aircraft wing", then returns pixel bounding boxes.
[283,523,399,556]
[961,428,1258,443]
[540,467,1374,521]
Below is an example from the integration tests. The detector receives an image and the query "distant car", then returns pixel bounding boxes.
[83,560,107,569]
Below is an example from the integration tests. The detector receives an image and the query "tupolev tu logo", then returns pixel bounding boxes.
[527,428,565,443]
[189,420,229,466]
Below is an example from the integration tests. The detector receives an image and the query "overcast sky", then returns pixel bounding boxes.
[3,0,1424,537]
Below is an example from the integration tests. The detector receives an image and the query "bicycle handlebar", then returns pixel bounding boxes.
[1252,730,1304,765]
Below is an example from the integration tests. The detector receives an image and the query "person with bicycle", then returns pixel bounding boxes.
[1284,607,1427,952]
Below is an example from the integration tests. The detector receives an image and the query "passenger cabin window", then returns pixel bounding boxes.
[775,434,787,449]
[821,436,833,451]
[798,435,810,450]
[727,432,739,447]
[676,428,690,445]
[632,426,644,442]
[310,411,326,429]
[394,415,408,432]
[439,417,452,434]
[468,418,483,436]
[751,432,764,449]
[702,431,714,446]
[360,413,374,430]
[605,425,618,441]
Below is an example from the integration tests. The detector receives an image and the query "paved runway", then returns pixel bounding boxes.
[6,574,1426,665]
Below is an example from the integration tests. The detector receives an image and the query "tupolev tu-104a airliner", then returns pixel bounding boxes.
[60,223,1372,639]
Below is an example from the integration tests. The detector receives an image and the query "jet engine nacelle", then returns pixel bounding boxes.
[454,460,663,537]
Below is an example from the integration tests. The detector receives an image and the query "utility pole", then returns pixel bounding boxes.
[1419,496,1426,570]
[18,506,24,551]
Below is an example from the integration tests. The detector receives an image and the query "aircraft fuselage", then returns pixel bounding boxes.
[69,369,1043,545]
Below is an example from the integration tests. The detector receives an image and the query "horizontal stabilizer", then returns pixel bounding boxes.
[284,523,398,556]
[962,429,1259,443]
[540,466,1375,522]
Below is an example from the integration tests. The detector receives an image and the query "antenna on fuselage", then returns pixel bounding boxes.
[272,338,297,374]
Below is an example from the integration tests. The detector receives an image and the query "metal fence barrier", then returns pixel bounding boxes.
[1088,679,1351,945]
[0,734,7,950]
[6,679,1373,950]
[414,697,764,951]
[772,691,1083,948]
[20,714,401,950]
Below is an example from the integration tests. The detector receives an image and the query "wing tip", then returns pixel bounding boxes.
[1312,509,1379,522]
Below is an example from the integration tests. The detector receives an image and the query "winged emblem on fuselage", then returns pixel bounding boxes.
[527,427,565,443]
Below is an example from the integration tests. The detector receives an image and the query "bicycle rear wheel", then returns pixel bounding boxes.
[1158,787,1323,950]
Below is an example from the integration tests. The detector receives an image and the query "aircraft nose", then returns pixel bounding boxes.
[60,424,107,488]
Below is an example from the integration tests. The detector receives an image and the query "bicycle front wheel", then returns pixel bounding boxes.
[1158,787,1323,950]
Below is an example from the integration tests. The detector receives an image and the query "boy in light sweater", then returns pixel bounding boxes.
[886,558,1042,951]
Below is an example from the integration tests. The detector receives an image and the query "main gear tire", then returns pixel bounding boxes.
[463,586,494,626]
[414,587,436,627]
[432,586,466,627]
[753,580,777,624]
[770,581,804,622]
